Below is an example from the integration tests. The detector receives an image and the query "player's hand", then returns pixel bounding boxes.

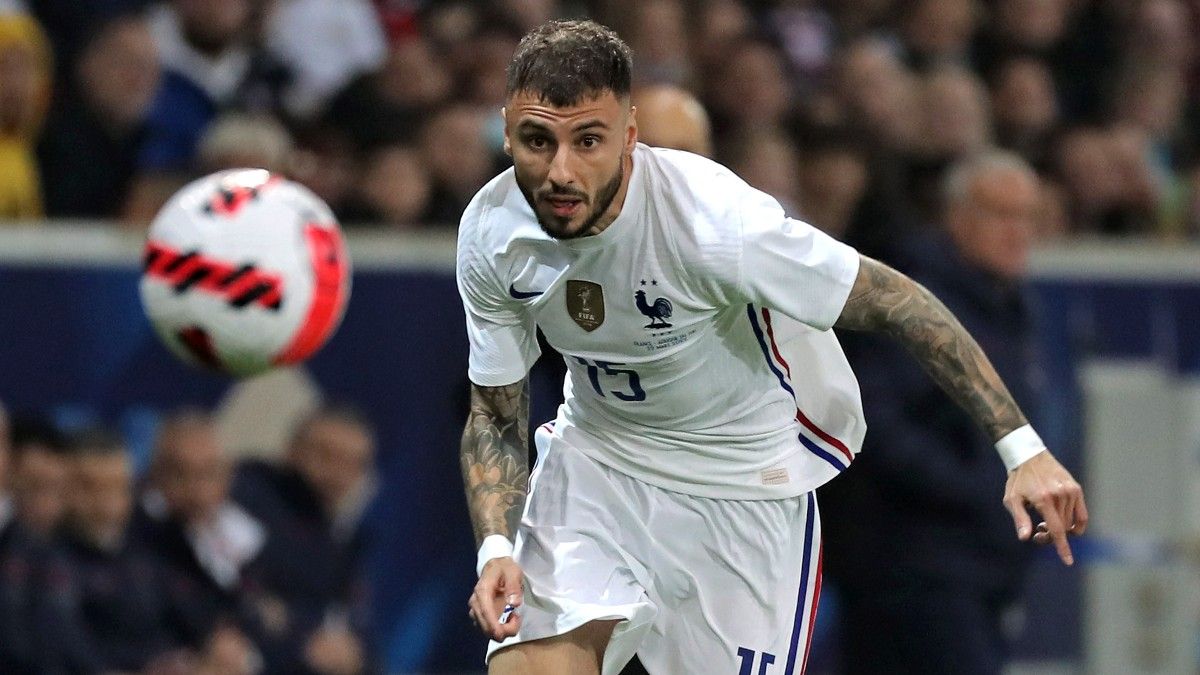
[1002,450,1088,565]
[468,556,524,642]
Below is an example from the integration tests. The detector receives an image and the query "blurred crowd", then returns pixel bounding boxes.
[0,0,1195,240]
[0,400,381,675]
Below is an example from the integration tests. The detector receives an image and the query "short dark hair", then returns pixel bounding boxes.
[506,20,633,107]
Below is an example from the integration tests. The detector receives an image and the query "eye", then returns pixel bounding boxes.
[528,136,549,150]
[580,135,601,149]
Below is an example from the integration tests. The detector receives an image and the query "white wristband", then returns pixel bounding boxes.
[476,534,514,577]
[995,424,1047,471]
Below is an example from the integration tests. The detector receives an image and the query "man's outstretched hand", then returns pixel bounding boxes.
[1003,450,1088,565]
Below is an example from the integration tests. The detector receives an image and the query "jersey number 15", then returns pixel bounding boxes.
[573,357,646,402]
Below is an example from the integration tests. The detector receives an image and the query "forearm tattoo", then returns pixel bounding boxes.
[461,380,530,546]
[834,256,1027,441]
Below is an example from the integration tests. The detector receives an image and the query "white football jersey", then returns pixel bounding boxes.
[457,144,866,499]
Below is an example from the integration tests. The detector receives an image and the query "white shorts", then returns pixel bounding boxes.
[487,426,824,674]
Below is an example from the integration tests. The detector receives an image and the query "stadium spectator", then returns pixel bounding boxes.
[795,127,870,239]
[340,144,432,227]
[705,36,793,137]
[323,35,451,153]
[134,410,263,671]
[688,0,751,76]
[26,0,152,87]
[52,428,195,673]
[622,0,691,86]
[419,104,496,225]
[766,0,837,92]
[632,84,712,157]
[988,56,1059,165]
[123,0,289,224]
[231,405,378,675]
[1,418,67,674]
[457,22,524,108]
[899,0,977,70]
[822,151,1045,675]
[722,127,802,215]
[8,417,69,540]
[263,0,387,120]
[834,37,922,154]
[1053,125,1160,235]
[37,13,160,218]
[0,11,51,221]
[920,64,993,162]
[196,112,294,174]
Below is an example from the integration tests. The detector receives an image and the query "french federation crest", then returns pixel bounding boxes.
[566,280,604,331]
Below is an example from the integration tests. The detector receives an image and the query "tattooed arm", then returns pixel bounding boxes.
[462,379,530,641]
[835,255,1088,565]
[833,256,1025,441]
[461,379,530,546]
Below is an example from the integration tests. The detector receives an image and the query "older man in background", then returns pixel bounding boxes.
[232,404,379,675]
[821,151,1045,675]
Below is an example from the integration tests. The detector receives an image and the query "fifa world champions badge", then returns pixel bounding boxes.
[566,280,605,331]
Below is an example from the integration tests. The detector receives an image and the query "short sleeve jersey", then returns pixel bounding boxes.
[457,145,865,499]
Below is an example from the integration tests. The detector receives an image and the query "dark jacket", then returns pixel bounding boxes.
[230,460,375,675]
[822,232,1040,593]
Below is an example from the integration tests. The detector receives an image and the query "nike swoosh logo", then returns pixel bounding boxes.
[508,284,545,299]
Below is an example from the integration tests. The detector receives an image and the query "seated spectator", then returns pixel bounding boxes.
[339,144,433,227]
[263,0,386,120]
[705,36,793,137]
[823,151,1045,674]
[232,404,379,675]
[323,35,451,153]
[721,127,802,215]
[37,13,160,218]
[54,428,194,673]
[988,57,1059,165]
[124,0,289,224]
[7,416,69,541]
[134,409,263,672]
[27,0,152,86]
[833,37,922,154]
[419,105,495,225]
[632,84,712,157]
[196,112,294,174]
[0,12,52,220]
[794,125,870,238]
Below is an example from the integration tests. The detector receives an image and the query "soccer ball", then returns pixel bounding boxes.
[140,169,350,377]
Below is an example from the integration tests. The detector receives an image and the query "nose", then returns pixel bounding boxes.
[547,144,575,187]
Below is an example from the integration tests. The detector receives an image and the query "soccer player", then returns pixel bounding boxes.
[457,20,1087,674]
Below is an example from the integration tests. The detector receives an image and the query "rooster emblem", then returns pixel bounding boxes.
[635,290,673,328]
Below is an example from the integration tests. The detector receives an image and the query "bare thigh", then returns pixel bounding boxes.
[489,619,622,675]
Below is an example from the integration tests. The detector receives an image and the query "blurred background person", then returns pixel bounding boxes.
[0,11,51,221]
[794,124,870,239]
[50,428,195,674]
[195,111,294,174]
[339,143,433,228]
[263,0,387,121]
[987,56,1059,166]
[37,13,160,219]
[123,0,288,224]
[631,84,712,157]
[821,151,1045,675]
[135,409,263,674]
[7,416,69,542]
[232,404,379,675]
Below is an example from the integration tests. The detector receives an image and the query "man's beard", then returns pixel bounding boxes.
[517,160,625,240]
